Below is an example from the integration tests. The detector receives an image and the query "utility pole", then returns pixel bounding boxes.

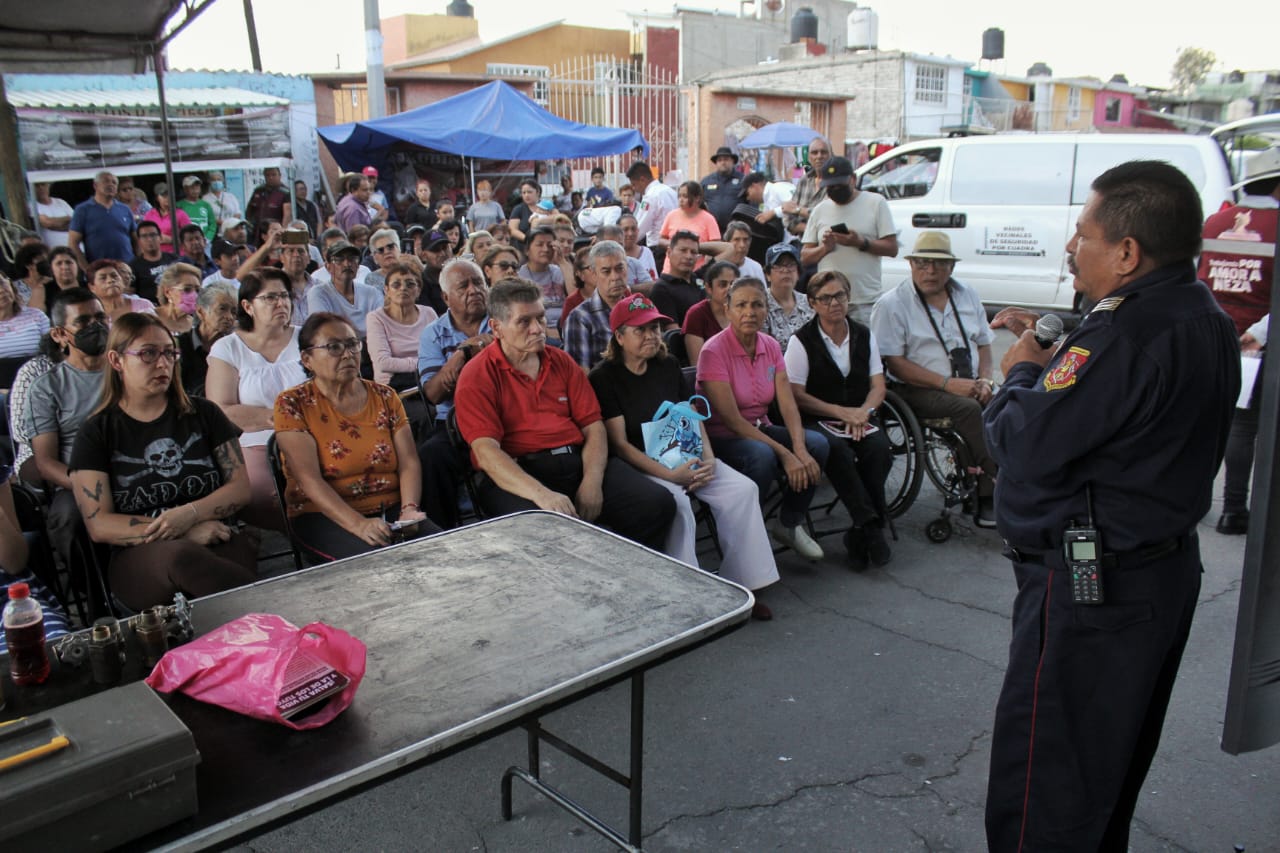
[243,0,262,72]
[364,0,386,119]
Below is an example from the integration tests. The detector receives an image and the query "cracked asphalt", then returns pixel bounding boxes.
[237,466,1275,852]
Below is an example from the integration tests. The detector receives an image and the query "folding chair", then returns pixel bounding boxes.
[265,434,306,573]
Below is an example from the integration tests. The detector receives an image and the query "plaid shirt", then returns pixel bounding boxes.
[786,175,826,231]
[563,292,615,370]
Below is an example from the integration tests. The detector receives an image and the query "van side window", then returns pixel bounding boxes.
[952,143,1074,205]
[860,149,941,200]
[1071,145,1208,204]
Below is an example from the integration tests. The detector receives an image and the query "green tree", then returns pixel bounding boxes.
[1171,47,1217,95]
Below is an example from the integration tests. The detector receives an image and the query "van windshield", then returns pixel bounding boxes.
[861,149,941,200]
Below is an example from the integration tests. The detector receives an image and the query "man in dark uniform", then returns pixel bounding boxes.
[982,160,1240,852]
[701,146,742,233]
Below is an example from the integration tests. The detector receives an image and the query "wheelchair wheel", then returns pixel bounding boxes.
[923,427,969,505]
[880,390,924,519]
[926,517,952,543]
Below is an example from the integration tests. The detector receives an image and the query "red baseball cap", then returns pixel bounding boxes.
[609,293,672,333]
[362,166,378,178]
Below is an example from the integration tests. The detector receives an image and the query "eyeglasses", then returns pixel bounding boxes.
[255,292,292,304]
[373,244,398,254]
[306,338,363,357]
[491,261,520,271]
[124,347,181,364]
[387,278,419,290]
[812,292,850,306]
[909,258,954,270]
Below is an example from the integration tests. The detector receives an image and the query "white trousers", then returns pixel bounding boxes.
[649,463,779,591]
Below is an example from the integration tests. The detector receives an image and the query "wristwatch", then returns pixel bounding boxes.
[865,406,877,419]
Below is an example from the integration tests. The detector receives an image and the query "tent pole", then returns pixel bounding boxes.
[153,43,179,255]
[469,158,476,212]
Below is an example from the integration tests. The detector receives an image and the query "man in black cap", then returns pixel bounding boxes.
[701,146,743,233]
[416,229,453,315]
[801,156,898,324]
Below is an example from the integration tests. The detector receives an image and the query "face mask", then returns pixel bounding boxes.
[178,291,199,315]
[826,184,853,205]
[73,323,109,356]
[210,181,224,192]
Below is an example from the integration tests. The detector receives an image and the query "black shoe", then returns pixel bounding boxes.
[1216,511,1249,535]
[865,524,892,566]
[843,527,869,572]
[976,497,998,529]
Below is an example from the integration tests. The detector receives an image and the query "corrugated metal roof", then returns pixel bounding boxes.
[7,87,290,110]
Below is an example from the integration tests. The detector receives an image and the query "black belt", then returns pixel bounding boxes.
[1005,533,1195,571]
[519,444,579,462]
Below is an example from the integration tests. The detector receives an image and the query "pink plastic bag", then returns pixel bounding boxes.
[146,613,367,730]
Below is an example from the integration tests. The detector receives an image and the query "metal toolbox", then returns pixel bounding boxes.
[0,681,200,852]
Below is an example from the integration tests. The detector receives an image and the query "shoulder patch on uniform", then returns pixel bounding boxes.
[1090,296,1126,313]
[1043,346,1090,392]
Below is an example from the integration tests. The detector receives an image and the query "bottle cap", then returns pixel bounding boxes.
[8,582,29,599]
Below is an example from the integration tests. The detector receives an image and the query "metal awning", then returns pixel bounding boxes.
[6,87,289,110]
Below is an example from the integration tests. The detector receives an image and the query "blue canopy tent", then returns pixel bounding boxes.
[317,80,649,206]
[737,121,817,150]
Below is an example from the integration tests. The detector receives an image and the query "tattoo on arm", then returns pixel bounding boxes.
[211,502,245,519]
[128,517,147,527]
[214,441,246,481]
[85,507,100,520]
[80,480,103,503]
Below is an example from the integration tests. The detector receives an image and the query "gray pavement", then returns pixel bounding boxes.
[242,330,1276,852]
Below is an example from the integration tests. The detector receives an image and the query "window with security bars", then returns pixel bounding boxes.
[1067,87,1082,122]
[915,64,946,105]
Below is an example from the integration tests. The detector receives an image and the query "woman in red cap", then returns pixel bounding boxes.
[589,293,778,619]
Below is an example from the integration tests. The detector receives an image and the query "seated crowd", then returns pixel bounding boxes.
[2,160,946,634]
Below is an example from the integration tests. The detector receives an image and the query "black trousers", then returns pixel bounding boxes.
[475,451,675,552]
[419,426,467,530]
[985,540,1201,852]
[804,418,893,527]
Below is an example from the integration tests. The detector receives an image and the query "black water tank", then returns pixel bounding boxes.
[447,0,474,17]
[1027,62,1053,77]
[1109,73,1129,84]
[981,28,1004,61]
[791,6,818,42]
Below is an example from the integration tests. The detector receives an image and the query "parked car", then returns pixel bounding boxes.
[855,133,1233,312]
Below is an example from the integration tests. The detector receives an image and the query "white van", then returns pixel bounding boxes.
[854,134,1233,311]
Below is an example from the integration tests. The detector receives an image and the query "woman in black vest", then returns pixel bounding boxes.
[784,270,894,571]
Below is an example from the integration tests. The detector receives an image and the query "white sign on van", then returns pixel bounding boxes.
[978,225,1045,257]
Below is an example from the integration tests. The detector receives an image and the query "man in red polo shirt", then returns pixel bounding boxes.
[455,280,676,550]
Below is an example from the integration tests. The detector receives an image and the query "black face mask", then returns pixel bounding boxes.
[73,323,109,356]
[826,184,853,204]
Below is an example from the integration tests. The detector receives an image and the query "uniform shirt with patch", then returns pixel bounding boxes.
[69,398,240,517]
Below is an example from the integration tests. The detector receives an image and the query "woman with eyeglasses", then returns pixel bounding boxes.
[274,312,439,564]
[366,261,438,387]
[762,242,813,348]
[480,244,521,287]
[205,269,306,531]
[69,312,257,611]
[87,259,156,323]
[154,263,201,336]
[590,294,778,619]
[785,269,894,571]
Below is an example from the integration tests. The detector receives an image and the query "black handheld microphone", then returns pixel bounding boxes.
[1035,314,1064,349]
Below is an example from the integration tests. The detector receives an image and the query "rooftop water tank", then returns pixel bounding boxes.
[846,8,879,51]
[446,0,474,17]
[981,28,1004,61]
[1027,62,1053,77]
[791,6,818,42]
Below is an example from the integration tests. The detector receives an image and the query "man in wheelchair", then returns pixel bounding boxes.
[870,232,999,527]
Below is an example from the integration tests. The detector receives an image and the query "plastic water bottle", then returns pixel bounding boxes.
[4,582,50,685]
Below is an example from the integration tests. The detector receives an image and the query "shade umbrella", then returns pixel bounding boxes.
[738,121,819,149]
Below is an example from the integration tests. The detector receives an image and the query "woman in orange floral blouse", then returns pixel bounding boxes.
[273,312,440,564]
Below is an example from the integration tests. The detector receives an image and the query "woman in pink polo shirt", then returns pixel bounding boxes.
[695,277,830,562]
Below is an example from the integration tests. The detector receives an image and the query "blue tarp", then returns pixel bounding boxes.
[316,80,649,170]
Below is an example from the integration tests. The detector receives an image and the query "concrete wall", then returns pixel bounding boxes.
[902,57,968,138]
[693,88,847,176]
[382,14,480,66]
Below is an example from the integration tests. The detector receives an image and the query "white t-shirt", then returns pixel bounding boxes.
[802,192,897,307]
[630,246,658,282]
[202,190,242,225]
[635,181,678,247]
[202,272,240,289]
[207,328,307,447]
[36,197,74,248]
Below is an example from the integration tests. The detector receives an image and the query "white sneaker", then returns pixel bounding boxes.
[771,521,824,561]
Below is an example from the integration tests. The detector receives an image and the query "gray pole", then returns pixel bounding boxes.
[364,0,386,119]
[153,43,179,254]
[243,0,263,72]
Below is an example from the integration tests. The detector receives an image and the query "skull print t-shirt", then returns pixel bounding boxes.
[69,397,242,517]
